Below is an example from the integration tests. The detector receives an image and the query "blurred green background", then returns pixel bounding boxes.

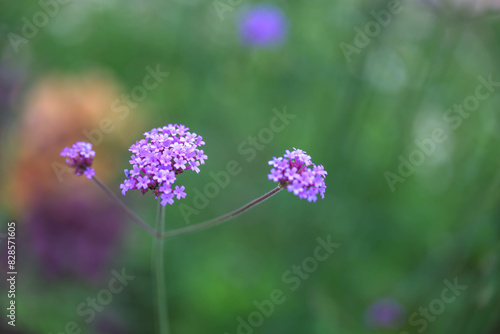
[1,0,500,333]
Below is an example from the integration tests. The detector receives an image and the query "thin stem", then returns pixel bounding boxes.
[161,186,283,239]
[154,203,170,334]
[92,176,157,237]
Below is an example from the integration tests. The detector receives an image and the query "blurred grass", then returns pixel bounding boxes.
[2,0,500,333]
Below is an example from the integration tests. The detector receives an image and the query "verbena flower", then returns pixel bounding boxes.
[268,148,326,202]
[120,124,207,206]
[238,4,288,47]
[60,141,96,179]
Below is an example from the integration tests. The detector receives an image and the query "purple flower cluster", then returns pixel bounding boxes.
[60,141,96,179]
[120,124,207,206]
[268,148,326,202]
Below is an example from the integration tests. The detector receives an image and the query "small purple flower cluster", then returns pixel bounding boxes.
[60,141,96,179]
[268,148,326,202]
[120,124,207,206]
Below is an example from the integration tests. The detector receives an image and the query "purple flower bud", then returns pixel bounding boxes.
[120,124,207,206]
[60,141,96,179]
[268,148,326,202]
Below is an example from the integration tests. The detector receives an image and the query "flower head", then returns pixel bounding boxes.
[60,141,96,179]
[120,124,207,206]
[238,4,288,47]
[268,148,326,202]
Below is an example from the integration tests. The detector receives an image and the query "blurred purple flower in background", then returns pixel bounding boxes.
[238,4,288,47]
[26,192,124,281]
[365,297,406,329]
[0,60,25,141]
[93,312,129,334]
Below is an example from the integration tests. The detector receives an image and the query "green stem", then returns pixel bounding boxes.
[161,186,283,239]
[92,176,157,237]
[154,203,170,334]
